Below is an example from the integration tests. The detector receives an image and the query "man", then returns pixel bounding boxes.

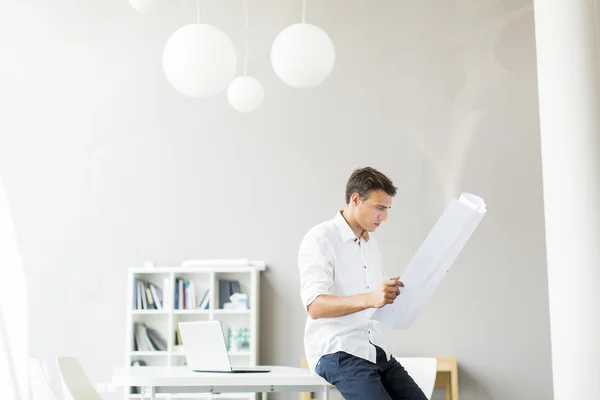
[298,167,427,400]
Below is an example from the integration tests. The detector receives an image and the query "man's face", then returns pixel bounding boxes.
[355,189,393,232]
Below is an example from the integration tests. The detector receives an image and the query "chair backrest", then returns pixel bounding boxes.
[56,357,102,400]
[29,359,59,400]
[396,357,438,400]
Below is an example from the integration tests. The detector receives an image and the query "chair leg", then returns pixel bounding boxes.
[300,391,312,400]
[451,368,459,400]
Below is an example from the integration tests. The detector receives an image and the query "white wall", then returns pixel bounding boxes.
[0,0,552,399]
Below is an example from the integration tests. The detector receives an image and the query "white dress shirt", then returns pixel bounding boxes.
[298,210,391,373]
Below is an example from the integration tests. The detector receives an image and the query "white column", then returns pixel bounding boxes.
[0,177,29,400]
[533,1,600,399]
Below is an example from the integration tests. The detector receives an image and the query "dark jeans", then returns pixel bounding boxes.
[315,345,428,400]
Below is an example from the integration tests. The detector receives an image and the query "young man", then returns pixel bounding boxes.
[298,167,427,400]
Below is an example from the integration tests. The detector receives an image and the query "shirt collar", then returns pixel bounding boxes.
[334,210,370,243]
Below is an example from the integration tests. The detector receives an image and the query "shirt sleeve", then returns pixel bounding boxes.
[298,233,333,311]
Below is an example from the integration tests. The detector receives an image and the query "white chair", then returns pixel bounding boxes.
[56,357,102,400]
[29,359,59,400]
[396,357,438,400]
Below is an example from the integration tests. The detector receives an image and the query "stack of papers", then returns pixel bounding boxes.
[370,193,487,329]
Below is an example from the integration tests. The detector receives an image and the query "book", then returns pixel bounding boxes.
[133,279,163,310]
[134,323,167,352]
[218,279,243,308]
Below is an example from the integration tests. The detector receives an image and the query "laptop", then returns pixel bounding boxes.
[178,321,271,373]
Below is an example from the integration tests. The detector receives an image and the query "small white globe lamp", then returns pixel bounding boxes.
[128,0,155,13]
[163,23,237,98]
[271,23,335,89]
[227,76,264,113]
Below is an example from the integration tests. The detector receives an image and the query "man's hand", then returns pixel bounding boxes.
[367,278,404,308]
[306,278,405,319]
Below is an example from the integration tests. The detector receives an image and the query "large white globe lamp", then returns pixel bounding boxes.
[227,76,264,113]
[271,23,335,89]
[163,23,237,98]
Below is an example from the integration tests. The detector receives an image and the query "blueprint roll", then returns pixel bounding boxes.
[371,193,487,329]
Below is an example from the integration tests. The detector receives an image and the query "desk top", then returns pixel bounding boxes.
[112,366,328,388]
[434,357,457,373]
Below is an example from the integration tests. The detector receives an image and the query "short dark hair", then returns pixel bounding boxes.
[345,167,397,204]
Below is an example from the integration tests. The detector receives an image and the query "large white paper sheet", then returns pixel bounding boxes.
[370,193,487,329]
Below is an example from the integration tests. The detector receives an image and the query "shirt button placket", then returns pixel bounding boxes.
[362,245,369,291]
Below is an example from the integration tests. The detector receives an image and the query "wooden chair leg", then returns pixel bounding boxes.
[300,392,312,400]
[450,361,459,400]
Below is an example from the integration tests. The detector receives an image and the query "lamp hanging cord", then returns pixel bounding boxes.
[244,0,249,76]
[197,0,201,23]
[302,0,306,23]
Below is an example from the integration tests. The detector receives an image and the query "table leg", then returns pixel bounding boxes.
[451,367,459,400]
[150,386,155,400]
[323,385,329,400]
[261,392,268,400]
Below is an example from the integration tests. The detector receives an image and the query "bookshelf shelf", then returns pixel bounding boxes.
[132,310,168,315]
[173,310,210,315]
[212,309,251,315]
[124,262,264,400]
[129,351,169,356]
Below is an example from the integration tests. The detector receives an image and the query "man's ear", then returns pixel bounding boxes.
[351,192,361,206]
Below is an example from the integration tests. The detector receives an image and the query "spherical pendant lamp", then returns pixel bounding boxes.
[271,22,335,88]
[226,0,264,113]
[163,23,237,98]
[227,76,264,113]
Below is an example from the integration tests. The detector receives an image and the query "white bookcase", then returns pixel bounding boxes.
[124,263,265,400]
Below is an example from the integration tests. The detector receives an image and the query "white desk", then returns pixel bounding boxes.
[112,366,330,400]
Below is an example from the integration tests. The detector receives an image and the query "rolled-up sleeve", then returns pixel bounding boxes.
[298,233,333,310]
